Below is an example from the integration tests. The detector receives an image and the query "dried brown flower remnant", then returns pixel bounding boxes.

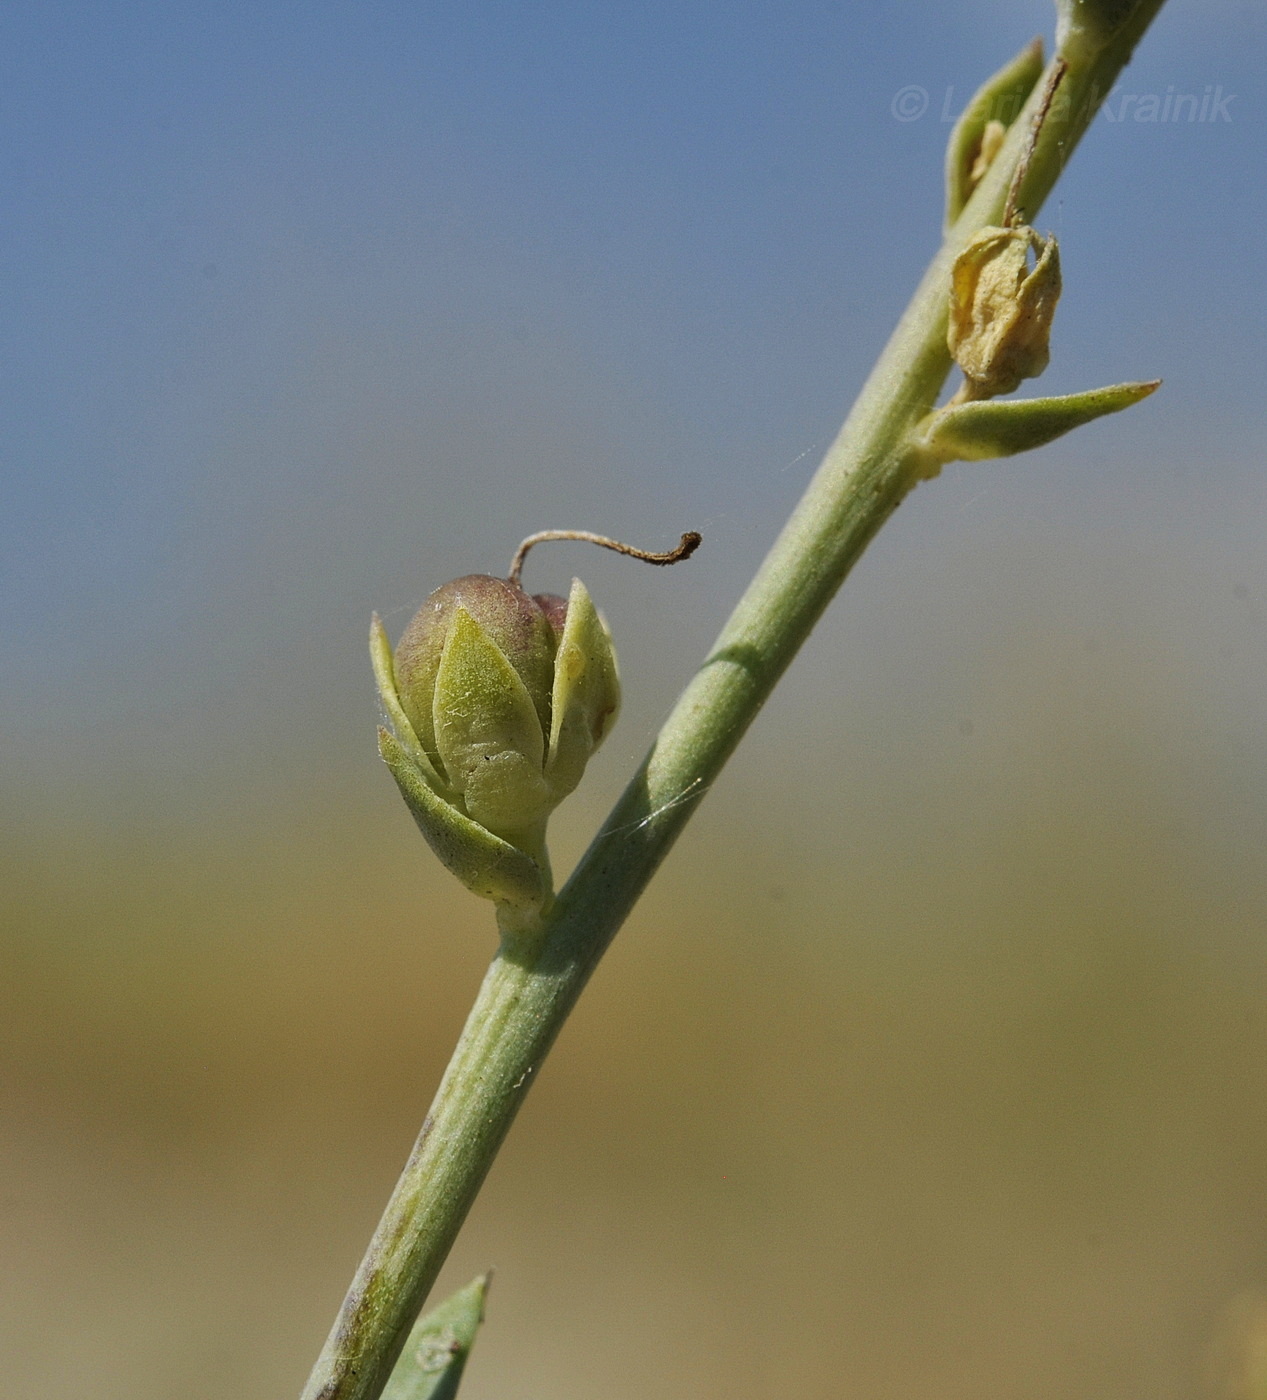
[949,224,1061,399]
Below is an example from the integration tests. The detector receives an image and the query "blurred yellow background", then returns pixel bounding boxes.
[7,497,1267,1398]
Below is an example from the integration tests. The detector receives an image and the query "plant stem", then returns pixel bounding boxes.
[301,9,1167,1397]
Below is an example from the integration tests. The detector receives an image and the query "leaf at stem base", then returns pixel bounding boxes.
[382,1274,490,1400]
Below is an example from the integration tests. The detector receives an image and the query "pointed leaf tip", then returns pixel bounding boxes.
[544,576,621,802]
[382,1274,490,1400]
[921,380,1159,465]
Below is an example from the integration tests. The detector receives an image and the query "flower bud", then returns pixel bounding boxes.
[371,573,620,919]
[944,37,1044,226]
[948,224,1061,398]
[393,574,557,801]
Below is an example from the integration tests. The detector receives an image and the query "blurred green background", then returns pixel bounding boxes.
[4,2,1266,1396]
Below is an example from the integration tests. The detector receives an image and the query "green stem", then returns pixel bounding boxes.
[300,9,1167,1398]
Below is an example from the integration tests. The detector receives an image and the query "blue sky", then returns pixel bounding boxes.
[2,0,1264,821]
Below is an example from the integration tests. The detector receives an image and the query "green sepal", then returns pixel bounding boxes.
[544,577,621,803]
[371,613,445,791]
[917,380,1159,469]
[432,607,550,839]
[378,726,547,912]
[945,38,1045,226]
[382,1274,489,1400]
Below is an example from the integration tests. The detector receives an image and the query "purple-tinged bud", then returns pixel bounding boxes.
[393,574,557,770]
[532,592,570,642]
[372,526,694,924]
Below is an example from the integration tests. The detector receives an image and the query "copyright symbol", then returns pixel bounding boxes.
[890,85,929,122]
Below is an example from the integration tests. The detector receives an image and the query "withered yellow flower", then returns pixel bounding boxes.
[948,225,1062,398]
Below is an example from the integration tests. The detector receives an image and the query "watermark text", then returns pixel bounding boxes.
[890,83,1236,126]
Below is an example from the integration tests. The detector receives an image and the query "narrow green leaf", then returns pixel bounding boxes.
[370,614,444,789]
[382,1274,490,1400]
[921,380,1160,464]
[945,37,1045,225]
[544,577,621,803]
[379,727,546,911]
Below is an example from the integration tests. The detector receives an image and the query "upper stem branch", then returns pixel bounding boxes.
[301,9,1167,1397]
